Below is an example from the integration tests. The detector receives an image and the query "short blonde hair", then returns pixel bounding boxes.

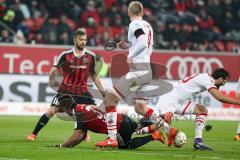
[128,1,143,16]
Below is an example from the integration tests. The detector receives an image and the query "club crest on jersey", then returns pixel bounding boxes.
[83,57,88,64]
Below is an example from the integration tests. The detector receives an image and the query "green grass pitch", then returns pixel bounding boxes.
[0,116,239,160]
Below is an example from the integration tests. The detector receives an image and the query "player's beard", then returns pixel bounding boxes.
[76,44,85,51]
[215,84,221,89]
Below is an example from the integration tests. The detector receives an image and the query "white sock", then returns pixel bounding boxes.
[105,106,117,140]
[136,126,153,135]
[146,108,171,134]
[195,114,207,139]
[237,122,240,134]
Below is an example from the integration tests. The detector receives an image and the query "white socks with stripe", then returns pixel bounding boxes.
[195,114,207,139]
[136,126,153,135]
[145,108,171,134]
[106,106,117,140]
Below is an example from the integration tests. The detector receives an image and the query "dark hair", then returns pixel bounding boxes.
[73,28,86,38]
[211,68,230,80]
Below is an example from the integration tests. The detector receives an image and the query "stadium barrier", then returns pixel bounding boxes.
[0,44,240,81]
[0,74,239,120]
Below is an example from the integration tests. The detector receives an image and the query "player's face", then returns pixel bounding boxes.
[214,78,227,89]
[128,8,132,18]
[74,35,87,51]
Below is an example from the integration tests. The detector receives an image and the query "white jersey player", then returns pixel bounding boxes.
[96,1,177,148]
[127,18,153,64]
[158,73,217,115]
[234,76,240,141]
[157,68,240,150]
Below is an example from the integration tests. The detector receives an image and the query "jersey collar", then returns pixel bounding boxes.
[130,17,143,22]
[73,47,85,58]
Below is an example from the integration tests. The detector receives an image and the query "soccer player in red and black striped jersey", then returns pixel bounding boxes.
[48,96,165,148]
[27,28,105,141]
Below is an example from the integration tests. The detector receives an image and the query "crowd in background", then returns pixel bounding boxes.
[0,0,240,53]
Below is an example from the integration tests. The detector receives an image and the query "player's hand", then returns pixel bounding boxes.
[127,59,133,68]
[117,40,130,50]
[205,125,213,131]
[46,144,62,147]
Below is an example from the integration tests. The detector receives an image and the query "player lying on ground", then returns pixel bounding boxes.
[144,68,240,150]
[27,28,105,141]
[50,96,165,149]
[234,76,240,141]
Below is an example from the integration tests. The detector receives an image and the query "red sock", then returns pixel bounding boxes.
[144,108,154,119]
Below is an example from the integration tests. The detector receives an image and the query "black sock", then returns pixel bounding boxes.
[129,135,153,149]
[32,114,50,135]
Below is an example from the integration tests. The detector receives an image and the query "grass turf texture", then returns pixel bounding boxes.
[0,116,239,160]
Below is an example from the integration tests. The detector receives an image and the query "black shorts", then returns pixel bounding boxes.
[117,116,153,149]
[117,114,138,148]
[51,92,96,107]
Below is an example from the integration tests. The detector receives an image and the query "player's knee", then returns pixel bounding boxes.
[104,91,119,104]
[46,106,59,117]
[134,103,148,115]
[74,130,86,141]
[194,104,207,114]
[74,135,83,142]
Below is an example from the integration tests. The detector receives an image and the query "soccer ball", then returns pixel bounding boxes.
[174,131,187,148]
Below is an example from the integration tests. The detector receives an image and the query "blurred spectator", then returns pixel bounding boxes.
[80,0,100,25]
[197,8,214,30]
[108,3,119,25]
[68,1,82,21]
[40,18,58,44]
[44,0,68,18]
[58,31,70,44]
[56,14,72,44]
[13,29,25,44]
[220,10,237,33]
[103,0,118,11]
[0,29,13,42]
[11,1,25,29]
[86,17,97,46]
[207,0,222,27]
[0,0,6,18]
[15,0,30,19]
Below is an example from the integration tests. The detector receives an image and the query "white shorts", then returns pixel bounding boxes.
[112,64,152,103]
[157,90,196,115]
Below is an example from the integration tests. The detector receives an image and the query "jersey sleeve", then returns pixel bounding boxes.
[201,75,217,91]
[53,53,65,68]
[90,55,96,75]
[130,21,144,37]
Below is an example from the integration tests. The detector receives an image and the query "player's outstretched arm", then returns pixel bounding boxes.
[61,129,87,147]
[209,89,240,105]
[49,67,58,88]
[91,73,105,97]
[128,33,148,59]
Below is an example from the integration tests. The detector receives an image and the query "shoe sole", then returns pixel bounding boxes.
[193,145,214,151]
